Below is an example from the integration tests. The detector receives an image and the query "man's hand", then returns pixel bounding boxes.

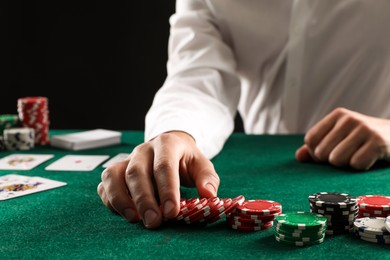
[296,107,390,170]
[97,131,220,229]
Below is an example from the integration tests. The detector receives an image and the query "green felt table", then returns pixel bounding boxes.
[1,130,390,259]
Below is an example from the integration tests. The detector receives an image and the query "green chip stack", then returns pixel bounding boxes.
[0,114,20,150]
[0,114,19,133]
[274,211,327,246]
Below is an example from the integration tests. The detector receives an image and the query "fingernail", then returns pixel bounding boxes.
[124,208,136,221]
[164,200,175,216]
[206,183,217,196]
[144,209,158,227]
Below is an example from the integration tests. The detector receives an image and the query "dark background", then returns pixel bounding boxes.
[2,1,243,132]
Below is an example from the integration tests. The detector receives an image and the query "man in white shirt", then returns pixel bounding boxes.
[98,1,390,229]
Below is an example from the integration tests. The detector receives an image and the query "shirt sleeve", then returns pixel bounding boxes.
[144,0,241,159]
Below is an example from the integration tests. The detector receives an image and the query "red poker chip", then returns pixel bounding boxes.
[203,199,226,221]
[231,211,281,222]
[226,214,273,224]
[235,200,282,216]
[357,195,390,211]
[207,195,245,224]
[229,222,273,231]
[226,217,273,227]
[176,198,200,220]
[179,198,208,220]
[18,96,50,145]
[184,198,220,224]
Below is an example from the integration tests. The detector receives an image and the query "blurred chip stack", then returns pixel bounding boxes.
[3,128,35,150]
[0,114,20,150]
[17,97,50,145]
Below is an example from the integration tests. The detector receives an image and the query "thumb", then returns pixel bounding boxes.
[190,156,220,198]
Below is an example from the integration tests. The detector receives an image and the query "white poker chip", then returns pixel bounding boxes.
[354,217,390,235]
[385,216,390,233]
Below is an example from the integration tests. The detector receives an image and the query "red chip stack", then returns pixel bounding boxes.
[17,97,50,145]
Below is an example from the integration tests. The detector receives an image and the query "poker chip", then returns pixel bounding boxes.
[386,216,390,233]
[275,235,324,247]
[275,212,327,230]
[0,114,19,133]
[273,211,326,247]
[275,226,325,240]
[173,195,248,226]
[208,195,246,224]
[235,200,282,215]
[230,222,273,231]
[357,195,390,219]
[225,198,281,231]
[357,195,390,211]
[3,128,35,150]
[308,192,357,208]
[17,96,50,145]
[309,192,357,235]
[353,217,390,236]
[354,229,390,240]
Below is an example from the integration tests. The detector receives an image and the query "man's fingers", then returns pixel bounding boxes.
[305,108,344,150]
[97,182,115,212]
[153,135,181,219]
[125,145,162,229]
[328,127,366,167]
[295,145,312,162]
[313,115,356,162]
[189,155,220,198]
[350,140,381,170]
[101,160,140,222]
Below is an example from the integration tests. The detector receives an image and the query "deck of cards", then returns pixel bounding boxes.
[50,129,121,151]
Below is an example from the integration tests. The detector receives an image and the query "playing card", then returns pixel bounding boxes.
[0,154,54,170]
[102,153,129,168]
[0,174,67,200]
[44,155,109,171]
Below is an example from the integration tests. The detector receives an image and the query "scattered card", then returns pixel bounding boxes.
[0,154,54,170]
[44,155,109,171]
[0,174,67,200]
[102,153,129,168]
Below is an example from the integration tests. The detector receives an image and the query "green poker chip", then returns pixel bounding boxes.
[275,235,325,246]
[274,232,325,243]
[274,226,326,240]
[275,211,327,230]
[0,114,19,133]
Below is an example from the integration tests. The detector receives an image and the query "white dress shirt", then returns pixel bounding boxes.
[145,0,390,159]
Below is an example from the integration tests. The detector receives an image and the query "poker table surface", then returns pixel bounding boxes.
[1,130,389,259]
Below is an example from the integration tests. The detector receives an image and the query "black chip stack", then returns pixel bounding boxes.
[308,192,358,235]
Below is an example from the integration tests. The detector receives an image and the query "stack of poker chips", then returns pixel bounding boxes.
[308,192,358,235]
[17,96,50,145]
[274,211,327,246]
[353,216,390,244]
[357,195,390,218]
[0,114,20,133]
[3,128,35,150]
[172,195,245,225]
[227,199,282,231]
[0,114,20,150]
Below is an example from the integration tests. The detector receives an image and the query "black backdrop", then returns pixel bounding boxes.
[3,1,243,132]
